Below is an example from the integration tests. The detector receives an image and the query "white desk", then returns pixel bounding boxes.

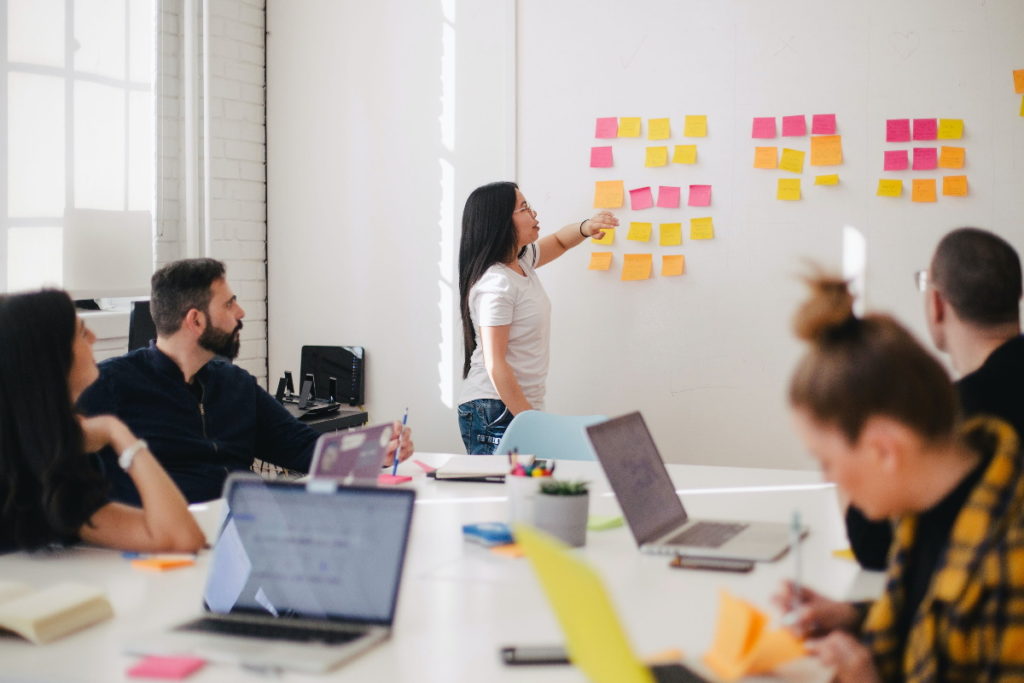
[0,456,884,682]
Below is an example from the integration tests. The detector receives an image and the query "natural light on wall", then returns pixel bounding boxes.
[436,0,456,408]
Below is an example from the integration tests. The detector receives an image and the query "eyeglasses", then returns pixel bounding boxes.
[914,269,929,292]
[514,203,537,216]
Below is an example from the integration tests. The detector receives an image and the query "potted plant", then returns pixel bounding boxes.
[533,480,589,547]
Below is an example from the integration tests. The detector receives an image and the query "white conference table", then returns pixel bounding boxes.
[0,454,885,683]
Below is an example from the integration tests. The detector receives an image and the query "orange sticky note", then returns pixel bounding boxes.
[683,115,707,137]
[648,118,671,140]
[814,174,839,185]
[689,217,714,240]
[779,148,804,174]
[942,175,968,197]
[703,590,806,682]
[876,179,903,197]
[131,557,196,572]
[618,117,641,137]
[912,178,937,203]
[938,146,965,169]
[661,255,685,276]
[591,227,615,245]
[621,254,652,281]
[753,147,777,169]
[809,135,842,166]
[1015,69,1024,94]
[588,252,613,271]
[490,543,525,558]
[659,223,682,246]
[627,222,652,242]
[593,180,624,208]
[937,119,964,140]
[672,144,697,164]
[777,178,801,201]
[645,146,668,167]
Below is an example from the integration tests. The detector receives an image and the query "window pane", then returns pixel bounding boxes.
[7,226,62,291]
[128,89,153,211]
[75,80,125,210]
[8,73,65,217]
[74,0,125,79]
[128,0,154,83]
[8,0,65,68]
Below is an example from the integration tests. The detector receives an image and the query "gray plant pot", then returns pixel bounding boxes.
[533,492,589,547]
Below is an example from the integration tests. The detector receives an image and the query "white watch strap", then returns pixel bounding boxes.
[118,439,148,471]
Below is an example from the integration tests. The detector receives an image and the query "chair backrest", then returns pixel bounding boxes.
[128,300,156,351]
[494,411,607,461]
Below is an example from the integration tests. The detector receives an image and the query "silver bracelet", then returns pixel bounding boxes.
[118,439,148,471]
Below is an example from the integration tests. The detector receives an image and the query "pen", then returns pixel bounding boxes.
[392,407,408,476]
[784,509,802,625]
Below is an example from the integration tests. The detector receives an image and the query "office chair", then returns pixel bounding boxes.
[494,410,608,461]
[128,300,157,351]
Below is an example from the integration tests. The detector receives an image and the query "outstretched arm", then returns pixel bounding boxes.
[536,211,619,268]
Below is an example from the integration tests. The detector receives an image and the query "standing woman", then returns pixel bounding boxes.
[0,290,205,553]
[457,182,617,454]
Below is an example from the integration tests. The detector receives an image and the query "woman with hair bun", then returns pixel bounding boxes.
[775,275,1024,682]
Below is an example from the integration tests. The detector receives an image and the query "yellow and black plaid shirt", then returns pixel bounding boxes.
[861,417,1024,682]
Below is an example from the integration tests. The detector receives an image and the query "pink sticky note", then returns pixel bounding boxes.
[883,150,909,171]
[913,118,938,140]
[656,185,681,208]
[127,656,206,680]
[590,146,613,168]
[629,187,654,210]
[688,184,712,207]
[886,119,911,142]
[912,147,938,170]
[811,114,837,135]
[595,117,618,138]
[413,459,436,473]
[781,115,806,137]
[378,473,412,485]
[752,117,776,138]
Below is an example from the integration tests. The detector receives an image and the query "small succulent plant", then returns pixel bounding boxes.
[539,479,589,496]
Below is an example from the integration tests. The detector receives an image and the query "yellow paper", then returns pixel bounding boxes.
[753,146,777,169]
[661,255,685,276]
[815,174,839,185]
[912,178,937,203]
[618,117,642,137]
[942,175,968,197]
[621,254,653,281]
[937,118,964,140]
[938,146,965,169]
[591,227,615,245]
[683,115,707,137]
[746,629,807,675]
[672,144,697,164]
[1020,95,1024,117]
[627,222,652,242]
[131,557,195,572]
[644,146,668,167]
[832,548,856,561]
[779,148,805,174]
[809,135,843,165]
[594,180,624,208]
[588,252,613,271]
[703,590,806,682]
[777,178,801,201]
[647,118,670,140]
[690,217,714,240]
[659,223,682,246]
[876,179,903,197]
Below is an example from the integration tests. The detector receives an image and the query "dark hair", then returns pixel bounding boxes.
[458,182,522,378]
[789,275,956,445]
[931,227,1022,327]
[0,290,108,550]
[150,258,226,336]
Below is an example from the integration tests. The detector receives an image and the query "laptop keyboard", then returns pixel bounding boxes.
[178,617,364,645]
[666,521,748,548]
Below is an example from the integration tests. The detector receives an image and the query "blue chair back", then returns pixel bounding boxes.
[494,410,608,461]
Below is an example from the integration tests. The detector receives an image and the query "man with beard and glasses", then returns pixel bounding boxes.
[78,259,413,504]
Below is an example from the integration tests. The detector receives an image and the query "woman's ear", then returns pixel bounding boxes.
[858,415,917,473]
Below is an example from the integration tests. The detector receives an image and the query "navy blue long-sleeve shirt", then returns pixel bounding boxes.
[77,344,318,504]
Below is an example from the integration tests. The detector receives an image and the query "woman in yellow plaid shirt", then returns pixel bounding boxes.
[775,275,1024,683]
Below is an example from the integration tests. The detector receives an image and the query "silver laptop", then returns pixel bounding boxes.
[126,475,416,673]
[587,412,797,562]
[309,421,392,485]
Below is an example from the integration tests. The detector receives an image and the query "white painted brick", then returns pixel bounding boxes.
[211,78,241,100]
[228,180,265,201]
[238,302,266,322]
[211,158,240,179]
[239,319,266,341]
[231,121,264,143]
[239,83,264,105]
[225,100,263,123]
[224,140,264,162]
[209,1,240,21]
[232,279,266,301]
[238,161,265,181]
[229,259,266,280]
[234,221,266,241]
[237,43,263,66]
[211,40,239,60]
[209,16,226,35]
[238,6,264,29]
[224,62,264,86]
[225,21,263,46]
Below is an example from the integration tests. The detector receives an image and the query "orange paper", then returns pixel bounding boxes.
[703,590,806,682]
[588,252,613,271]
[490,544,525,558]
[661,255,685,276]
[621,254,652,281]
[131,557,196,572]
[938,146,965,169]
[753,147,777,169]
[594,180,624,208]
[912,178,937,203]
[1015,69,1024,94]
[942,175,968,197]
[809,135,842,166]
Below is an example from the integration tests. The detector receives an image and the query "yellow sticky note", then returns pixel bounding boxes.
[809,135,843,166]
[937,119,964,140]
[753,147,777,169]
[618,117,642,137]
[627,222,652,242]
[591,227,615,245]
[659,223,682,246]
[876,179,903,197]
[588,252,613,271]
[815,174,839,185]
[594,180,624,208]
[683,115,707,137]
[672,144,697,164]
[621,254,653,281]
[777,178,801,201]
[912,178,937,203]
[832,548,856,561]
[131,557,196,572]
[938,146,965,169]
[703,590,806,682]
[644,146,668,167]
[1015,69,1024,94]
[661,255,685,276]
[1020,95,1024,117]
[690,217,714,240]
[648,118,671,140]
[942,175,968,197]
[779,148,805,174]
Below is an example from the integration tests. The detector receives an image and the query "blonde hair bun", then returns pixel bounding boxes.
[793,275,856,342]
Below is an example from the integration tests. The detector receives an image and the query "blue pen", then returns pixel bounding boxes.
[392,408,408,475]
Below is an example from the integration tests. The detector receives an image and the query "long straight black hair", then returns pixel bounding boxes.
[458,181,522,378]
[0,290,107,550]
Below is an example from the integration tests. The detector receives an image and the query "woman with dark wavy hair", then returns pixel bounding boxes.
[0,290,205,553]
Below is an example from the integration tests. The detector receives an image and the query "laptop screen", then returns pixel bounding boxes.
[310,422,392,484]
[586,412,689,545]
[203,478,415,626]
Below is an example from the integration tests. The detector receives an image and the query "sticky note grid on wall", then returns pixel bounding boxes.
[749,113,843,199]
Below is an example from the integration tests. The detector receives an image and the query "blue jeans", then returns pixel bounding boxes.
[457,399,513,455]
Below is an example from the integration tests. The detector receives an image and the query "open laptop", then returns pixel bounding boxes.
[309,421,392,485]
[126,475,416,673]
[587,412,796,562]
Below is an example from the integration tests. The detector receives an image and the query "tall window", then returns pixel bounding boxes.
[2,0,154,293]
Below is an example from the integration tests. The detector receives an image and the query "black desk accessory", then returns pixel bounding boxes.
[300,346,364,406]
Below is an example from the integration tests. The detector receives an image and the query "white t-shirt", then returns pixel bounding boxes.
[459,243,551,410]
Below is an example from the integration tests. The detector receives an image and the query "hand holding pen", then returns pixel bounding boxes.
[391,408,411,475]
